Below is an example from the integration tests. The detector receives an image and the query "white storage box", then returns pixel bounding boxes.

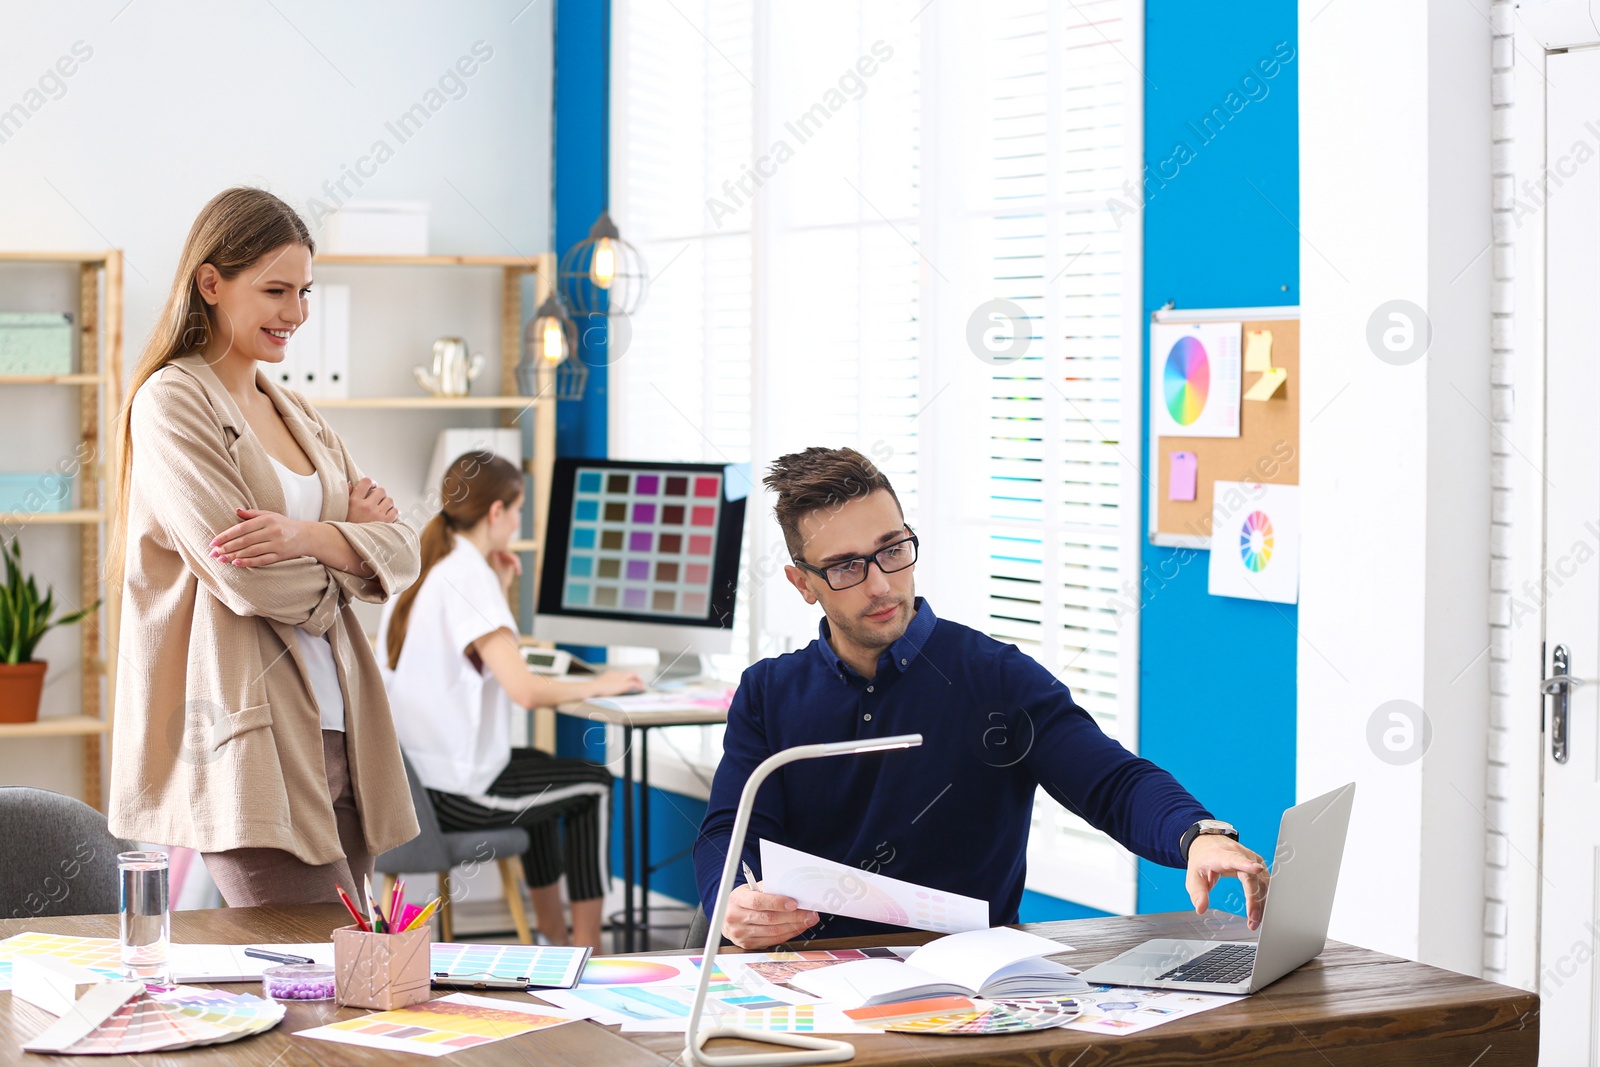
[321,201,429,256]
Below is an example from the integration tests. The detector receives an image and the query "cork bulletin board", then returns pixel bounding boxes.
[1149,307,1300,548]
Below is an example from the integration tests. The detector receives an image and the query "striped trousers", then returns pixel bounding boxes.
[427,749,610,901]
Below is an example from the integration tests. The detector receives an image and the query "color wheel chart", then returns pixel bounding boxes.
[1163,335,1210,426]
[1239,510,1274,572]
[561,467,721,618]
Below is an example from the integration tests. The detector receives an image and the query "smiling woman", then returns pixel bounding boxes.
[104,187,422,908]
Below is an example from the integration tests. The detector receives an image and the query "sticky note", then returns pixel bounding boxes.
[1244,367,1288,401]
[1168,451,1197,501]
[1244,329,1274,372]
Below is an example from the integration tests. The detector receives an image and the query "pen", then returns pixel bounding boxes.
[742,861,759,890]
[245,947,315,966]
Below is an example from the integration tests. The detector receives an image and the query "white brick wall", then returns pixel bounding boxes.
[1483,0,1515,984]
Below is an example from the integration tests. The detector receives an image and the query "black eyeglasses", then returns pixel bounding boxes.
[794,528,920,591]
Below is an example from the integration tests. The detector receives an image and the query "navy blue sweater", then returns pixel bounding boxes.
[693,599,1212,940]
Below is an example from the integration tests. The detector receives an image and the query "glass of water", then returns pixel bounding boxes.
[117,851,169,985]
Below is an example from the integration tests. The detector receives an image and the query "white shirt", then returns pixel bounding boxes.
[268,456,346,732]
[376,534,516,796]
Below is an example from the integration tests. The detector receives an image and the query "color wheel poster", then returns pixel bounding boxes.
[1151,321,1242,438]
[1207,481,1300,604]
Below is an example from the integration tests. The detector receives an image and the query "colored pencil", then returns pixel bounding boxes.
[363,874,384,932]
[403,896,442,932]
[335,884,371,932]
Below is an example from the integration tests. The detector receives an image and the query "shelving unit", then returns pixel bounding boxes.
[309,251,559,615]
[0,251,124,811]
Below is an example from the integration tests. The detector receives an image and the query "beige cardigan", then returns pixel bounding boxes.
[108,353,421,865]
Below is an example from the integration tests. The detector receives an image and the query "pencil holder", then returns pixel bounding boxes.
[332,923,432,1010]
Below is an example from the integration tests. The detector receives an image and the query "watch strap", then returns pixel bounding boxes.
[1180,821,1240,864]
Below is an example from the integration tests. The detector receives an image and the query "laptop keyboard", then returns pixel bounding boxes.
[1156,943,1256,985]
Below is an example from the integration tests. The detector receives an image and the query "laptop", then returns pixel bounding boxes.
[1078,782,1356,995]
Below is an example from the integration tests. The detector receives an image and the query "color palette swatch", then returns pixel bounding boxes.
[0,931,122,989]
[296,992,574,1057]
[562,466,722,620]
[1239,510,1274,572]
[25,985,286,1054]
[1163,335,1211,426]
[849,994,1080,1036]
[431,942,588,989]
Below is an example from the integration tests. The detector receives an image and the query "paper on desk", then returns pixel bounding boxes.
[168,942,334,982]
[589,687,735,713]
[1065,984,1246,1035]
[760,840,990,934]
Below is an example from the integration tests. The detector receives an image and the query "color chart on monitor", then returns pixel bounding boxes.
[561,466,722,620]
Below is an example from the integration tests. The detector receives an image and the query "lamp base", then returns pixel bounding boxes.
[686,1025,855,1066]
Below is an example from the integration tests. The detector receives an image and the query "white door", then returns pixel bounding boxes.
[1541,44,1600,1065]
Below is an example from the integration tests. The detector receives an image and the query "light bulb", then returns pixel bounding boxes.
[590,238,616,289]
[540,319,565,363]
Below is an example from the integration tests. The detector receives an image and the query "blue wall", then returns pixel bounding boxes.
[1135,1,1299,915]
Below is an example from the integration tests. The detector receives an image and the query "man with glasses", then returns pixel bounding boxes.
[694,446,1268,948]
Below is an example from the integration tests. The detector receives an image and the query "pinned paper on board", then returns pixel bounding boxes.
[1244,328,1273,371]
[1243,328,1287,401]
[1150,322,1241,438]
[1207,481,1300,604]
[1167,452,1197,502]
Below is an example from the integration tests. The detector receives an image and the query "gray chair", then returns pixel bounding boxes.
[0,787,132,919]
[374,755,534,943]
[685,903,710,949]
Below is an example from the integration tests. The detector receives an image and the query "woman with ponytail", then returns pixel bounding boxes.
[377,451,641,951]
[106,187,421,906]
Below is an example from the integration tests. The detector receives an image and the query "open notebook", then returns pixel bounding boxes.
[788,927,1087,1008]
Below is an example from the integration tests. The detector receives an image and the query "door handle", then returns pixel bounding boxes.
[1543,644,1582,764]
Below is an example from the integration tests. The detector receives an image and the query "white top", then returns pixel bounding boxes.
[376,533,516,795]
[268,456,346,732]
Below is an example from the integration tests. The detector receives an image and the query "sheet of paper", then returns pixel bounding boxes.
[588,687,735,713]
[618,1002,874,1035]
[296,993,580,1057]
[1243,328,1273,372]
[168,942,334,982]
[1244,366,1287,401]
[1207,481,1300,604]
[1168,451,1197,501]
[1150,321,1242,439]
[760,840,990,934]
[0,931,122,990]
[1066,984,1246,1035]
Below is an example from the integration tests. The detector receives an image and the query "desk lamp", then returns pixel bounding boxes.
[684,733,924,1067]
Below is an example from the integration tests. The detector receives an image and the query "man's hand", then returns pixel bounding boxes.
[1186,834,1270,930]
[721,883,819,949]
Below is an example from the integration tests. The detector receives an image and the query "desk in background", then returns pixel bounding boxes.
[0,906,1538,1065]
[560,687,732,952]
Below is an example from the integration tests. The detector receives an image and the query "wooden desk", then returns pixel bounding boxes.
[0,906,1538,1065]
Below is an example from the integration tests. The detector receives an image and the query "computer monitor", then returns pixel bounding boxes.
[535,458,748,670]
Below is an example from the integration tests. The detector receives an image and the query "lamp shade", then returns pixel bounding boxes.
[559,211,649,316]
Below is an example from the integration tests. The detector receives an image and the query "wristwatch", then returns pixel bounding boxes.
[1179,819,1239,863]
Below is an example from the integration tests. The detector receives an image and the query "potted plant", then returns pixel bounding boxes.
[0,537,99,724]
